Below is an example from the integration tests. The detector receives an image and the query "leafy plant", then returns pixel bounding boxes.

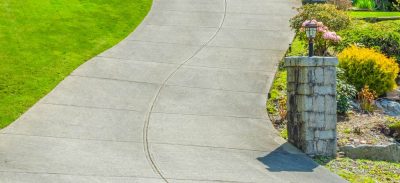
[374,0,395,10]
[278,97,287,120]
[290,4,350,56]
[337,20,400,64]
[337,68,357,114]
[298,20,343,56]
[392,0,400,10]
[354,0,376,10]
[357,85,377,113]
[387,117,400,135]
[290,4,351,33]
[338,45,399,96]
[280,128,288,139]
[267,70,287,116]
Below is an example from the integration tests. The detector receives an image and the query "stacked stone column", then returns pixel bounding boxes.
[284,56,338,157]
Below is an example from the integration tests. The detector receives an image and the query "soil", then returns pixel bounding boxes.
[337,111,398,146]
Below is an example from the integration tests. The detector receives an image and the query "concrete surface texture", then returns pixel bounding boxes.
[0,0,346,182]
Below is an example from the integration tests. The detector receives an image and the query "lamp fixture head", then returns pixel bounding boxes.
[305,22,318,39]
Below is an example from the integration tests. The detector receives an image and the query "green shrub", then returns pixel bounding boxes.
[338,45,399,96]
[337,68,357,114]
[338,20,400,63]
[374,0,395,11]
[354,0,376,10]
[393,0,400,10]
[388,119,400,134]
[290,4,351,33]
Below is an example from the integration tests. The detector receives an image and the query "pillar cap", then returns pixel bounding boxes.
[284,56,338,67]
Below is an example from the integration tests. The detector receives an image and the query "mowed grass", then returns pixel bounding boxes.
[350,11,400,18]
[315,157,400,183]
[0,0,152,128]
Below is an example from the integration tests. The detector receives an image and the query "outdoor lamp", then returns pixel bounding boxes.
[304,22,317,57]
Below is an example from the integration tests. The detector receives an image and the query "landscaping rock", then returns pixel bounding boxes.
[375,99,400,116]
[340,143,400,162]
[350,100,361,111]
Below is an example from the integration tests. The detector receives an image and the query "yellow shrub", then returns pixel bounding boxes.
[338,46,399,96]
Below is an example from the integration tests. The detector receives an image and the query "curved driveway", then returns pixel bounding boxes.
[0,0,346,182]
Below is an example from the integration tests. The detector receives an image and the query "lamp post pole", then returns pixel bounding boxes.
[308,38,314,57]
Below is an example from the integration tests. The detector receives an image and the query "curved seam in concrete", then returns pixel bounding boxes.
[142,0,228,182]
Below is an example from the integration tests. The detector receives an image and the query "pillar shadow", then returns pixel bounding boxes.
[257,142,320,172]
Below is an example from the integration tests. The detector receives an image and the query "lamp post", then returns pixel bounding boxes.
[304,22,317,57]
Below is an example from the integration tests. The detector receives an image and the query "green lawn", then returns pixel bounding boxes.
[350,11,400,18]
[315,157,400,183]
[0,0,152,128]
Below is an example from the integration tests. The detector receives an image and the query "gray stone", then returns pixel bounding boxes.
[315,85,335,95]
[314,67,324,84]
[313,96,325,113]
[318,130,336,140]
[324,67,336,85]
[340,143,400,162]
[375,99,400,116]
[285,57,338,157]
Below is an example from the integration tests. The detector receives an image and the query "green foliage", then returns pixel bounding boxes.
[374,0,395,11]
[338,46,399,96]
[267,69,287,115]
[322,157,400,183]
[354,0,376,10]
[388,118,400,133]
[280,128,288,139]
[290,4,350,56]
[287,36,308,57]
[393,0,400,10]
[349,11,400,18]
[290,4,351,33]
[0,0,152,128]
[338,20,400,63]
[337,68,357,114]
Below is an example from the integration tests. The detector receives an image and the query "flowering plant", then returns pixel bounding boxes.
[301,19,342,56]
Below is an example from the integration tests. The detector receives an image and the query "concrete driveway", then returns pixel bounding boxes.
[0,0,346,182]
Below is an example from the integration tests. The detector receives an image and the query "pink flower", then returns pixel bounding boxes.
[317,26,327,33]
[323,31,341,42]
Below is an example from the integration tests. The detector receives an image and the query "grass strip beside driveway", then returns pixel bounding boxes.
[0,0,152,128]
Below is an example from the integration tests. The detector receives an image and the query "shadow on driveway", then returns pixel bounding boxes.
[257,142,319,172]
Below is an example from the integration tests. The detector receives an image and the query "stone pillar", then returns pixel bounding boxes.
[284,56,338,157]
